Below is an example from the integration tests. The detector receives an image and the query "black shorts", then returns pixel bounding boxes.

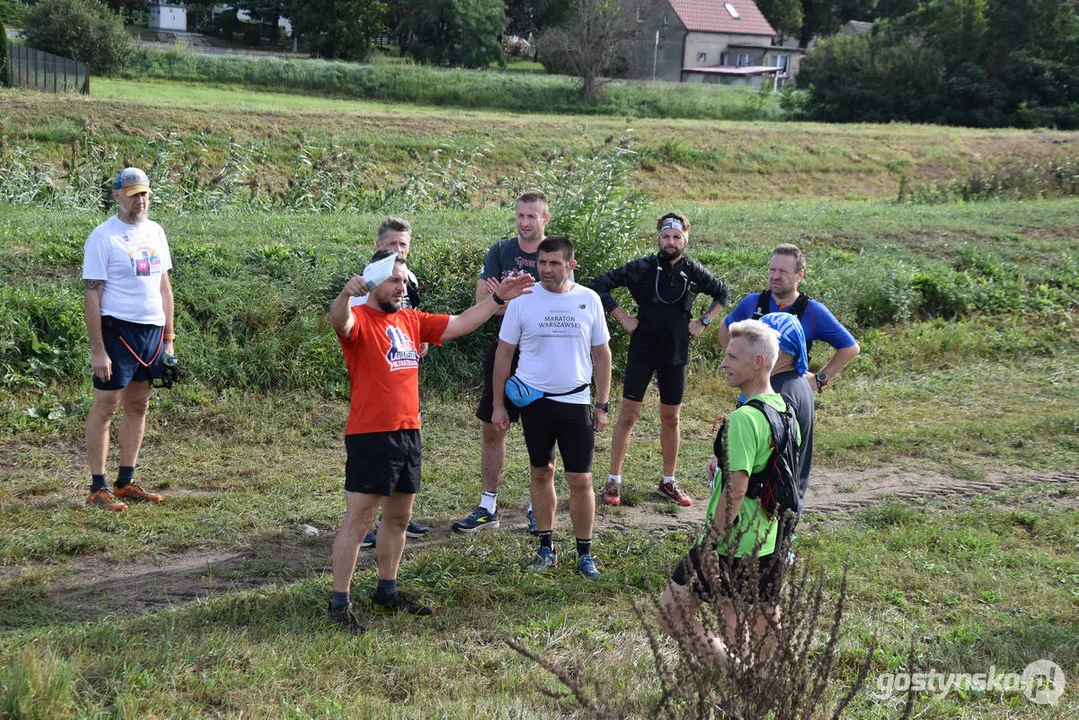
[344,430,422,496]
[475,341,521,423]
[519,398,594,473]
[93,316,165,391]
[622,359,687,405]
[670,544,782,605]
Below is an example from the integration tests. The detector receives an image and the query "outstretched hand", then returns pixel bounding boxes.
[343,275,369,297]
[495,273,536,301]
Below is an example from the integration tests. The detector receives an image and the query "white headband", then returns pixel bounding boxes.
[660,217,685,233]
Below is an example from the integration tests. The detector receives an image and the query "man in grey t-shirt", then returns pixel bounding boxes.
[451,191,550,533]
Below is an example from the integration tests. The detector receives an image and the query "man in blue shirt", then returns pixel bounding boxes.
[719,244,859,394]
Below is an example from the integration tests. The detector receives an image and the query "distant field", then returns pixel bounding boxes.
[3,81,1077,205]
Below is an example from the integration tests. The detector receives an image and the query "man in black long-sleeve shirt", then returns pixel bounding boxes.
[589,212,729,508]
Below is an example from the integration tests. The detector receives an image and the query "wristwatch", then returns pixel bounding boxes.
[815,372,829,392]
[595,401,610,412]
[699,316,711,326]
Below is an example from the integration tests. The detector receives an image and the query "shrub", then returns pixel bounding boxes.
[24,0,130,75]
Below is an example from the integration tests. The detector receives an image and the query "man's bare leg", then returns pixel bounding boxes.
[332,491,382,594]
[608,400,642,477]
[118,381,152,467]
[86,388,122,475]
[659,403,682,478]
[529,462,557,531]
[480,421,507,493]
[377,492,416,581]
[566,471,595,540]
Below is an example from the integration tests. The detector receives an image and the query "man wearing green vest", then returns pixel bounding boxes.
[656,318,798,667]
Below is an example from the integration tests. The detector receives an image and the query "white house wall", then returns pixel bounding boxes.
[682,31,772,70]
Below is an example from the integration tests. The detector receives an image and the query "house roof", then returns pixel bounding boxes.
[668,0,776,37]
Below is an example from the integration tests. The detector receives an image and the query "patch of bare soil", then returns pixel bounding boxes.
[37,466,1078,618]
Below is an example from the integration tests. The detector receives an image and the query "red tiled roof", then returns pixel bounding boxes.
[668,0,776,36]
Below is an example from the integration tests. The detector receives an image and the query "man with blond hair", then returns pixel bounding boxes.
[658,319,799,667]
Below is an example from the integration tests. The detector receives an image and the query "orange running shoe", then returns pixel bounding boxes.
[114,482,163,504]
[658,480,692,507]
[87,488,128,512]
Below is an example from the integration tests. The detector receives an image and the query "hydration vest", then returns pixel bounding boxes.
[752,290,813,359]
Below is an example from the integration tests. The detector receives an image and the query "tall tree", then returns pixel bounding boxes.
[283,0,386,60]
[538,0,642,100]
[756,0,804,38]
[407,0,506,68]
[25,0,131,74]
[234,0,286,43]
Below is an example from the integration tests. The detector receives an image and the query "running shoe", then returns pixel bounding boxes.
[361,529,376,549]
[658,480,692,507]
[113,482,162,504]
[576,554,602,580]
[86,488,127,512]
[602,479,621,506]
[451,506,500,533]
[526,508,538,535]
[327,600,366,634]
[371,590,432,616]
[406,519,429,538]
[526,546,557,573]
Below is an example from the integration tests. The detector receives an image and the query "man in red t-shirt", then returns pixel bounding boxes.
[326,250,534,633]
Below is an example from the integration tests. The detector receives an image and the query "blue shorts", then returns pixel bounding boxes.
[93,316,165,391]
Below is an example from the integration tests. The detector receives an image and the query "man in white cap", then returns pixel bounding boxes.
[82,167,174,511]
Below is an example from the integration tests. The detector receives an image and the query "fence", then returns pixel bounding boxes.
[4,42,90,94]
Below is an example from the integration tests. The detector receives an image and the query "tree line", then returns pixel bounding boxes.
[797,0,1079,128]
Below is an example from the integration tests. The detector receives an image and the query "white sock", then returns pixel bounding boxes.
[609,475,622,485]
[480,491,497,513]
[527,503,533,513]
[662,476,675,485]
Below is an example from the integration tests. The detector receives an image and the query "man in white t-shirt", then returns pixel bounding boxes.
[491,236,612,579]
[81,167,174,511]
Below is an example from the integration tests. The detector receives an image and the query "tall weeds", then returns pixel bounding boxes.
[898,157,1079,203]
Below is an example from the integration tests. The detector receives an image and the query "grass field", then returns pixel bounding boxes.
[1,76,1077,717]
[3,81,1077,205]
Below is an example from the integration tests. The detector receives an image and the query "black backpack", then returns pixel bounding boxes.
[715,398,801,525]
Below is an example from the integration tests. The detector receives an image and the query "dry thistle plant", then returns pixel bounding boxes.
[509,420,915,719]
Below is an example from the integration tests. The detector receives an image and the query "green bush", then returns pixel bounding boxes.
[0,0,27,27]
[24,0,130,75]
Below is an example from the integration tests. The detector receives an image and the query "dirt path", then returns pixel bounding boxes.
[40,466,1079,618]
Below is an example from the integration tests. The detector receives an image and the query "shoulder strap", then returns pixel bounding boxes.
[790,292,811,319]
[752,291,771,319]
[742,398,791,451]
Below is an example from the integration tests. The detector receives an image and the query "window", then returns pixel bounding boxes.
[737,53,753,67]
[720,52,729,65]
[698,52,707,62]
[636,7,643,22]
[664,13,670,26]
[724,2,741,19]
[771,55,790,74]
